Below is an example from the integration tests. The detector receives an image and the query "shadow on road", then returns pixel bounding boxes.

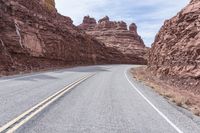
[14,74,59,81]
[54,66,111,73]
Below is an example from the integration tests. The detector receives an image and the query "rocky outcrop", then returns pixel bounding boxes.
[0,0,136,76]
[78,16,148,64]
[79,16,97,30]
[148,0,200,93]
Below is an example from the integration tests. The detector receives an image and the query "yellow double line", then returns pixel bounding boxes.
[0,74,95,133]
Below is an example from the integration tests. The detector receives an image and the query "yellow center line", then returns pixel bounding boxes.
[0,73,95,133]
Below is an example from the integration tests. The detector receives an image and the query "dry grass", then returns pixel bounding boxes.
[131,67,200,116]
[44,0,55,11]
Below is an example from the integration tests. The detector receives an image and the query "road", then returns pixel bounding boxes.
[0,65,200,133]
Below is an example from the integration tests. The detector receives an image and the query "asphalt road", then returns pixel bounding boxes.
[0,65,200,133]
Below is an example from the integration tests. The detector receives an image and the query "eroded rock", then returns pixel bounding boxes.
[79,16,148,64]
[148,0,200,93]
[0,0,136,75]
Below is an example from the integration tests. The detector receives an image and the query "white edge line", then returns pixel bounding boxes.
[124,70,183,133]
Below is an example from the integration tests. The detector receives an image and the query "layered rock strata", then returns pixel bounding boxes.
[0,0,136,75]
[78,16,148,64]
[148,0,200,93]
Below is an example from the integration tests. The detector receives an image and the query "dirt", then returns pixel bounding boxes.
[131,66,200,116]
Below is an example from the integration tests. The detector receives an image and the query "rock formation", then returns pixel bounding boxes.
[148,0,200,93]
[0,0,140,75]
[78,16,148,64]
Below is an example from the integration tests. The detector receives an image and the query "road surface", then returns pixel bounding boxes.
[0,65,200,133]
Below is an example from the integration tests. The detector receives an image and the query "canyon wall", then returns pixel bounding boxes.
[148,0,200,92]
[0,0,135,75]
[78,16,148,64]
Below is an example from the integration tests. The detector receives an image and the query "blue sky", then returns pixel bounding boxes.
[55,0,190,47]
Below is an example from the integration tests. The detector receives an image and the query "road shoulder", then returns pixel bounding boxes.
[128,69,200,133]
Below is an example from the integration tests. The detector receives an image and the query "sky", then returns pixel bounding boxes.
[55,0,190,47]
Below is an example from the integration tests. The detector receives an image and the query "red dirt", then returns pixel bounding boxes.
[132,67,200,116]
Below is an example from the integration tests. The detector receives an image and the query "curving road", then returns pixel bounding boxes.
[0,65,200,133]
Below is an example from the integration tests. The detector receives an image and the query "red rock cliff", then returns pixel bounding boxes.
[0,0,135,75]
[148,0,200,92]
[78,16,148,64]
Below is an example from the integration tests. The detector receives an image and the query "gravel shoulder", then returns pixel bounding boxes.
[131,66,200,117]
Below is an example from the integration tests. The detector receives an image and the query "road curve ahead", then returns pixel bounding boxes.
[0,65,200,133]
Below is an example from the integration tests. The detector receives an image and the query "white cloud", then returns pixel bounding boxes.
[55,0,190,47]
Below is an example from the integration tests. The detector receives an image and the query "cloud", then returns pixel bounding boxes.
[55,0,190,47]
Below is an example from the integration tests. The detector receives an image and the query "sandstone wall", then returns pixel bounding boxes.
[79,16,148,64]
[0,0,131,75]
[148,0,200,92]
